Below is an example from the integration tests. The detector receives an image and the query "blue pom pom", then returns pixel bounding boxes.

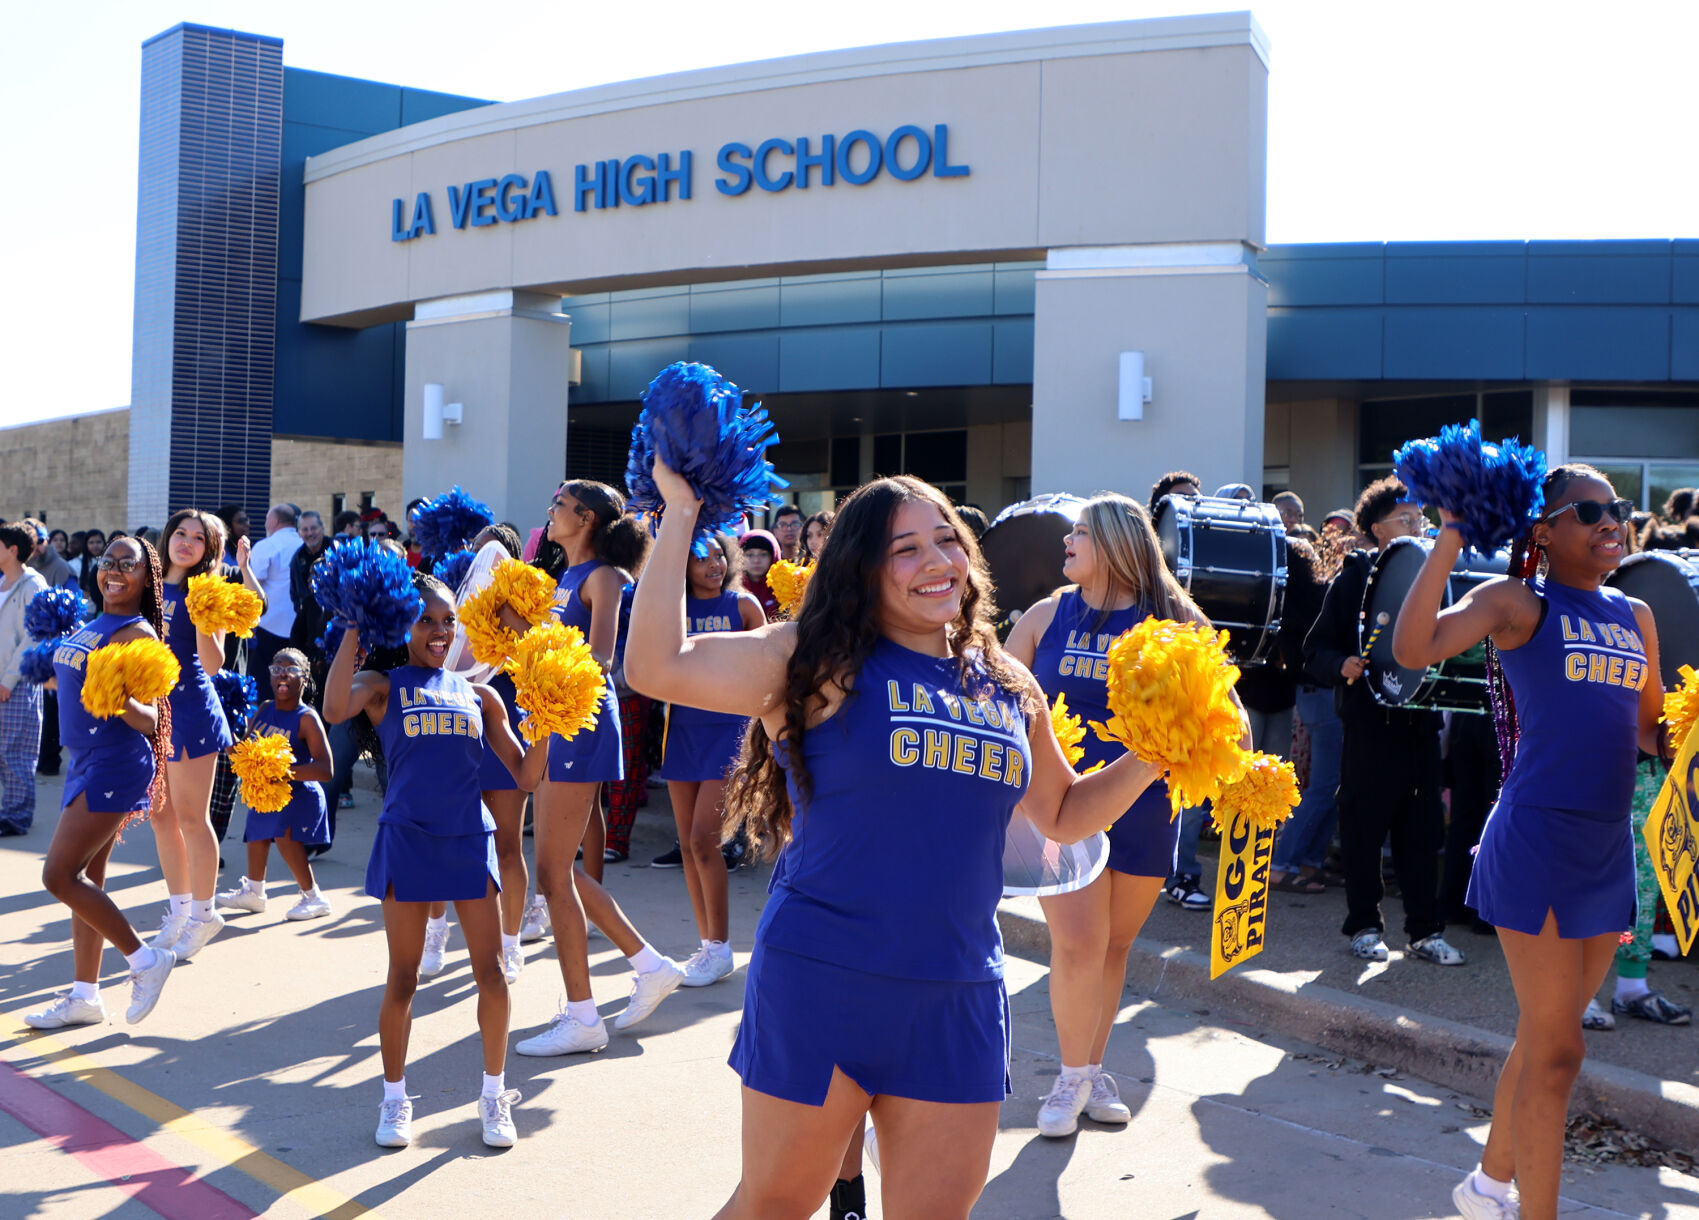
[310,539,423,649]
[1394,419,1547,554]
[433,548,476,593]
[19,637,61,685]
[409,486,493,560]
[213,670,261,736]
[24,586,91,641]
[626,362,788,535]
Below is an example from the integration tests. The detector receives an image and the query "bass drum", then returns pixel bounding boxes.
[1361,537,1508,713]
[1605,550,1699,688]
[1152,495,1288,666]
[981,494,1086,633]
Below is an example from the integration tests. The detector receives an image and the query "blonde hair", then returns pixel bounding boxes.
[1077,494,1203,625]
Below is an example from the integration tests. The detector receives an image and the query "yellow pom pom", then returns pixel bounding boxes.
[1088,618,1247,816]
[228,731,297,813]
[1213,752,1300,833]
[506,622,605,745]
[1664,664,1699,753]
[767,560,812,618]
[461,560,557,669]
[1048,693,1102,774]
[185,572,263,638]
[80,638,181,719]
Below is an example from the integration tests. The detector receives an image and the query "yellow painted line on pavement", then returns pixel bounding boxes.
[3,1020,384,1220]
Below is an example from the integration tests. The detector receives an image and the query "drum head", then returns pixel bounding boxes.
[1606,551,1699,686]
[1002,812,1110,897]
[443,540,511,684]
[982,494,1087,620]
[1361,537,1438,707]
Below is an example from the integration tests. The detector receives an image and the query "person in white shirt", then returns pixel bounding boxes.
[247,504,303,675]
[0,523,49,835]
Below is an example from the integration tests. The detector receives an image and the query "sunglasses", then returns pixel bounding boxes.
[95,556,142,574]
[1543,498,1633,527]
[268,665,305,677]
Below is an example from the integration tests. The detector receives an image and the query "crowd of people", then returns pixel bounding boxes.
[0,457,1692,1220]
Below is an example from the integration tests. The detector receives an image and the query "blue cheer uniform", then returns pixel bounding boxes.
[364,665,498,902]
[55,614,155,814]
[476,670,525,791]
[545,560,622,784]
[161,581,235,761]
[1467,578,1647,937]
[1030,589,1176,878]
[729,639,1031,1106]
[655,590,749,783]
[242,702,329,846]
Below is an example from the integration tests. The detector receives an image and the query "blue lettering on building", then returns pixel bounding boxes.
[390,124,966,237]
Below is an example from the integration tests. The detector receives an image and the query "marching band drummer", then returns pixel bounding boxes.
[1391,465,1666,1220]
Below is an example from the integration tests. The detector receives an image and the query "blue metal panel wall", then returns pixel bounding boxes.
[1264,241,1699,383]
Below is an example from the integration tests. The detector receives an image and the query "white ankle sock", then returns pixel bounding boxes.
[501,932,519,952]
[245,877,265,893]
[1471,1166,1512,1202]
[1060,1063,1090,1082]
[628,944,664,973]
[426,914,448,934]
[709,939,731,956]
[70,980,100,1002]
[1087,1062,1104,1077]
[1615,976,1651,1001]
[566,997,599,1025]
[124,946,155,972]
[481,1072,504,1098]
[191,898,213,921]
[168,893,191,919]
[301,885,320,898]
[382,1077,407,1102]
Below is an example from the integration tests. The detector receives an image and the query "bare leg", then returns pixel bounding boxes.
[246,839,270,882]
[378,894,428,1083]
[427,901,448,920]
[669,781,711,938]
[43,798,140,959]
[579,788,607,883]
[1089,872,1164,1063]
[163,751,220,901]
[714,1070,871,1220]
[71,835,118,983]
[484,789,529,937]
[836,1123,865,1183]
[572,864,648,958]
[535,779,600,1001]
[1037,872,1112,1064]
[1485,912,1620,1219]
[274,833,316,892]
[687,778,730,943]
[870,1093,1001,1220]
[453,883,510,1075]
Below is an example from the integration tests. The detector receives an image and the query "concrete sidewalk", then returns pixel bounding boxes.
[998,837,1699,1154]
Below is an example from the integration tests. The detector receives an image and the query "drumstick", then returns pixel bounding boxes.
[1349,612,1391,685]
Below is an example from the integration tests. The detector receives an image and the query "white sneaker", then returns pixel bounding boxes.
[126,948,175,1024]
[519,897,550,943]
[680,945,735,987]
[515,1008,610,1056]
[148,911,189,953]
[25,991,107,1029]
[1351,927,1390,962]
[1084,1071,1132,1124]
[479,1088,521,1148]
[285,892,333,921]
[170,912,225,961]
[1583,997,1616,1031]
[215,879,266,914]
[420,923,450,976]
[1408,933,1466,966]
[1453,1171,1519,1219]
[375,1097,413,1148]
[501,943,524,985]
[1037,1072,1093,1137]
[613,959,685,1029]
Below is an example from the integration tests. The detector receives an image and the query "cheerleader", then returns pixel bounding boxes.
[656,532,765,986]
[146,509,241,961]
[627,464,1162,1219]
[325,572,548,1149]
[514,481,684,1058]
[215,648,333,920]
[1005,493,1218,1138]
[27,537,176,1029]
[1392,466,1665,1220]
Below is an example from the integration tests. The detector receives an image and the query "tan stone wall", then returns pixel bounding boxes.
[271,435,405,524]
[0,410,131,532]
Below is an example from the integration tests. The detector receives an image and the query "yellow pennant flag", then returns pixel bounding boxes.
[1645,721,1699,956]
[1210,808,1277,978]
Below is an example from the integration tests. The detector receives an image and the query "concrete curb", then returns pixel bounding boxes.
[998,894,1699,1152]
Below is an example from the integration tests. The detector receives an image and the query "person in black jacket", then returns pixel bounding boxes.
[1302,476,1464,966]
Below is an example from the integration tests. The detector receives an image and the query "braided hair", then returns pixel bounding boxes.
[132,538,173,825]
[1487,463,1610,777]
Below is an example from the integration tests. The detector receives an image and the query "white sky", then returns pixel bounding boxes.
[2,0,1696,429]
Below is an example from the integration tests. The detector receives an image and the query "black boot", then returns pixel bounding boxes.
[829,1173,868,1220]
